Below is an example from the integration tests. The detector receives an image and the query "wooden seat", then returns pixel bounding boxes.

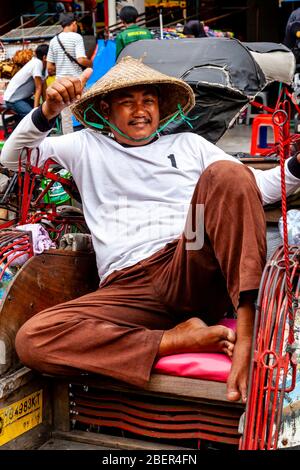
[52,373,244,450]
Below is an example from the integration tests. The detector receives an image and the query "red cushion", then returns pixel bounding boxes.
[153,318,236,383]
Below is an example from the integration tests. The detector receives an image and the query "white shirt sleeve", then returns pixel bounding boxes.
[0,110,82,174]
[248,162,300,205]
[195,135,300,206]
[32,59,43,78]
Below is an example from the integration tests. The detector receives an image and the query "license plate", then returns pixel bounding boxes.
[0,389,43,446]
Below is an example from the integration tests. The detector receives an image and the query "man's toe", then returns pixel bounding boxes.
[227,389,241,401]
[226,328,236,343]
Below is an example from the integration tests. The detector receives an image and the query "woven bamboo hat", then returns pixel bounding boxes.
[71,56,195,132]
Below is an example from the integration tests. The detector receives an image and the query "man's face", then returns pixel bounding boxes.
[100,85,160,146]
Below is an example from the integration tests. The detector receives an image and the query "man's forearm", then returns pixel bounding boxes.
[42,101,61,121]
[34,90,42,108]
[78,57,93,68]
[236,293,256,342]
[0,107,56,171]
[253,154,300,206]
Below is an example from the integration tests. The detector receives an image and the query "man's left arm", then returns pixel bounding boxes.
[1,68,93,172]
[251,154,300,205]
[33,76,43,108]
[75,36,93,68]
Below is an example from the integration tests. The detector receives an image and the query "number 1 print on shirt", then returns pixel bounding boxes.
[167,154,177,168]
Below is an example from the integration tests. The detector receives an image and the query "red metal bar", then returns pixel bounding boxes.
[104,0,109,29]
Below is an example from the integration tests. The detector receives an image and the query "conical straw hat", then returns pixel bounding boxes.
[71,56,195,132]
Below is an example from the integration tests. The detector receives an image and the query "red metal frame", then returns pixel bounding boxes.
[0,230,34,282]
[241,104,299,450]
[0,148,87,243]
[249,87,300,157]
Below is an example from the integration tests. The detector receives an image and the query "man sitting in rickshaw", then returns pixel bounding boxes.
[1,57,300,404]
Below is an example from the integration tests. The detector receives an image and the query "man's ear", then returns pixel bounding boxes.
[100,99,110,118]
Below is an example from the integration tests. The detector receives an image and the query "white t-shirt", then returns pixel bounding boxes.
[4,57,45,102]
[47,32,86,77]
[2,114,300,282]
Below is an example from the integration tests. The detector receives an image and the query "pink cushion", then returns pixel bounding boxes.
[218,317,237,330]
[153,318,236,383]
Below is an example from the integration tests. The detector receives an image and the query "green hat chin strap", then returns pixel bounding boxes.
[82,103,199,142]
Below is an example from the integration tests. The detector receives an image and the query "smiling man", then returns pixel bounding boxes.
[2,57,300,404]
[99,86,160,145]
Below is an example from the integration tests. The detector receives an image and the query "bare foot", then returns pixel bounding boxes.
[226,292,256,402]
[226,338,252,403]
[158,317,236,358]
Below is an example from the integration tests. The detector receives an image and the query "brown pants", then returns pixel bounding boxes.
[15,161,266,387]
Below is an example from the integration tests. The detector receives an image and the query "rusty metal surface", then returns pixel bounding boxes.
[0,26,62,42]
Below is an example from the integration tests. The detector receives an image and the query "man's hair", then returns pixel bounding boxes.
[119,6,138,24]
[59,13,76,28]
[35,44,49,60]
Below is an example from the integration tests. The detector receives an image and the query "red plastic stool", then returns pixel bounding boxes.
[250,114,281,155]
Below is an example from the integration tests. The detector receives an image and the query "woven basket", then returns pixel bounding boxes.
[71,56,195,132]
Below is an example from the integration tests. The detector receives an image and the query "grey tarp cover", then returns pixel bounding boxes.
[119,38,294,143]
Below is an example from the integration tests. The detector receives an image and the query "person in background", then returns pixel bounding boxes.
[4,44,49,122]
[47,13,92,134]
[71,1,82,13]
[183,20,207,38]
[115,5,152,58]
[284,6,300,49]
[283,8,300,68]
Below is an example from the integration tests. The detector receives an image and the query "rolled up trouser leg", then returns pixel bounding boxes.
[15,262,175,387]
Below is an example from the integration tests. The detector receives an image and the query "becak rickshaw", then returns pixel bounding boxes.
[0,38,299,451]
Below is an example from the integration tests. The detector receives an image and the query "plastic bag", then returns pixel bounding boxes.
[40,169,71,205]
[278,209,300,244]
[0,266,15,301]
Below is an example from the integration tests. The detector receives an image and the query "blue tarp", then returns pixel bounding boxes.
[73,39,116,127]
[86,39,116,88]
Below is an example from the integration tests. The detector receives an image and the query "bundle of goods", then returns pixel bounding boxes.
[204,26,234,38]
[12,48,34,66]
[151,27,186,39]
[0,48,34,80]
[0,60,15,79]
[0,41,6,62]
[0,41,14,79]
